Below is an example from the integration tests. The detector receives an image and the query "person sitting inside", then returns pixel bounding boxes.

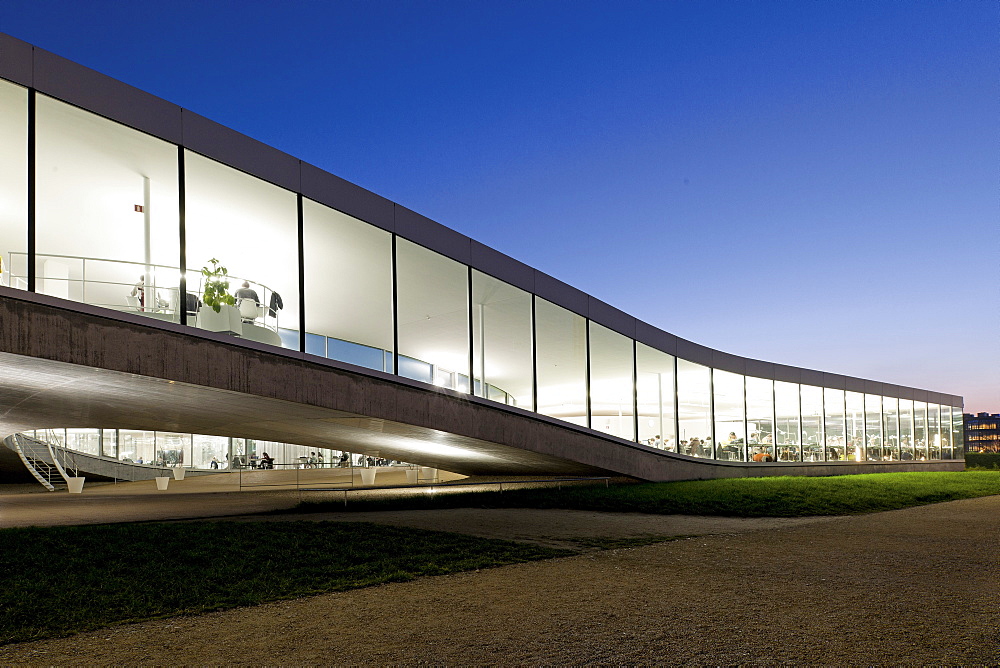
[259,452,275,469]
[234,280,260,306]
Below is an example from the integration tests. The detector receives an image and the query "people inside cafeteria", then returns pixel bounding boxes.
[259,452,274,469]
[234,280,260,306]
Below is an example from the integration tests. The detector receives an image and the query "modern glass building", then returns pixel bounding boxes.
[0,34,964,481]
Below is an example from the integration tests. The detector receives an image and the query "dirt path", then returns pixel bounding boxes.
[3,497,999,665]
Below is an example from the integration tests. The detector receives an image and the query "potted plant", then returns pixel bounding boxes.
[201,258,236,312]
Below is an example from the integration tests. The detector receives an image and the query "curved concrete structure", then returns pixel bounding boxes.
[0,34,963,482]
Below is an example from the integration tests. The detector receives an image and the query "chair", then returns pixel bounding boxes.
[238,298,263,323]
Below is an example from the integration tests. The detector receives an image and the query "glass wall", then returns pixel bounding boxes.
[0,80,27,290]
[535,298,587,426]
[846,391,865,462]
[899,399,914,460]
[636,344,676,451]
[774,381,801,462]
[588,323,635,440]
[472,270,533,408]
[36,95,180,313]
[940,406,952,459]
[914,401,928,460]
[952,407,964,459]
[396,239,469,390]
[865,394,883,461]
[882,397,899,460]
[824,388,845,461]
[801,385,824,461]
[713,370,745,461]
[927,403,941,459]
[677,360,711,457]
[185,151,298,347]
[746,376,775,461]
[303,199,393,371]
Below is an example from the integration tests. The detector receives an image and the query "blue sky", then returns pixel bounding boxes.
[2,0,997,411]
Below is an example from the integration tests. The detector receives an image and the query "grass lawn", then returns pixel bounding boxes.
[0,521,570,646]
[293,470,1000,517]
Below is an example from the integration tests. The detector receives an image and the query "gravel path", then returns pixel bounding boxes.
[2,496,998,665]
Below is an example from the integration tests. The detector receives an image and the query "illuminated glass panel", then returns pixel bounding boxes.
[747,376,775,462]
[899,399,915,460]
[588,323,635,441]
[882,397,899,460]
[865,394,883,461]
[713,370,745,461]
[303,199,393,370]
[800,385,824,461]
[37,96,180,316]
[846,391,865,462]
[677,360,711,458]
[914,401,928,460]
[824,388,846,461]
[636,343,676,452]
[952,407,964,459]
[927,404,941,459]
[535,298,587,427]
[472,271,533,409]
[940,406,952,459]
[775,381,801,462]
[396,239,470,391]
[0,79,27,290]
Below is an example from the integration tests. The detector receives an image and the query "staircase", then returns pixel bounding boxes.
[6,433,68,491]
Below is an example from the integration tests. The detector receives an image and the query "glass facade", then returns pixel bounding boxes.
[4,74,963,467]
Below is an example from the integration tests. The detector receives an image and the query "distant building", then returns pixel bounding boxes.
[964,413,1000,453]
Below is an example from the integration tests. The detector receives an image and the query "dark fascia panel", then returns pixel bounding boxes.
[843,376,865,394]
[712,350,746,376]
[822,373,847,391]
[300,162,394,233]
[469,241,534,293]
[675,338,714,367]
[745,358,774,380]
[533,271,589,318]
[588,298,636,339]
[182,110,300,192]
[34,48,183,145]
[634,320,677,356]
[912,389,929,403]
[394,205,472,265]
[0,34,32,86]
[799,368,825,388]
[773,364,802,385]
[864,379,883,396]
[894,385,914,401]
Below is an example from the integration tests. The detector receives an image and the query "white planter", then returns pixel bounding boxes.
[67,476,86,494]
[172,467,186,481]
[359,468,377,486]
[420,467,437,483]
[155,476,170,491]
[405,468,419,484]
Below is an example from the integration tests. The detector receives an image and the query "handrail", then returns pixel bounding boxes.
[6,434,56,491]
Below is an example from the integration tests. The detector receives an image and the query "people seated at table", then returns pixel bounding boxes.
[234,280,260,306]
[259,452,274,469]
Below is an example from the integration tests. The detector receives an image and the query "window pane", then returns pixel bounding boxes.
[846,391,865,462]
[589,323,634,440]
[865,394,883,461]
[303,199,393,370]
[192,434,229,469]
[713,370,745,461]
[824,388,846,461]
[940,406,952,459]
[535,298,587,427]
[928,404,941,459]
[0,80,27,290]
[747,376,775,462]
[914,401,928,460]
[883,397,900,460]
[677,360,711,458]
[396,239,469,391]
[636,343,676,452]
[472,270,533,409]
[185,151,298,348]
[775,381,801,461]
[801,385,824,461]
[37,95,180,317]
[952,407,964,459]
[899,399,915,460]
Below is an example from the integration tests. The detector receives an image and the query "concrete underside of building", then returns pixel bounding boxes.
[0,290,963,482]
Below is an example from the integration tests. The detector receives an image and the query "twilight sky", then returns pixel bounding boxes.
[2,1,997,411]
